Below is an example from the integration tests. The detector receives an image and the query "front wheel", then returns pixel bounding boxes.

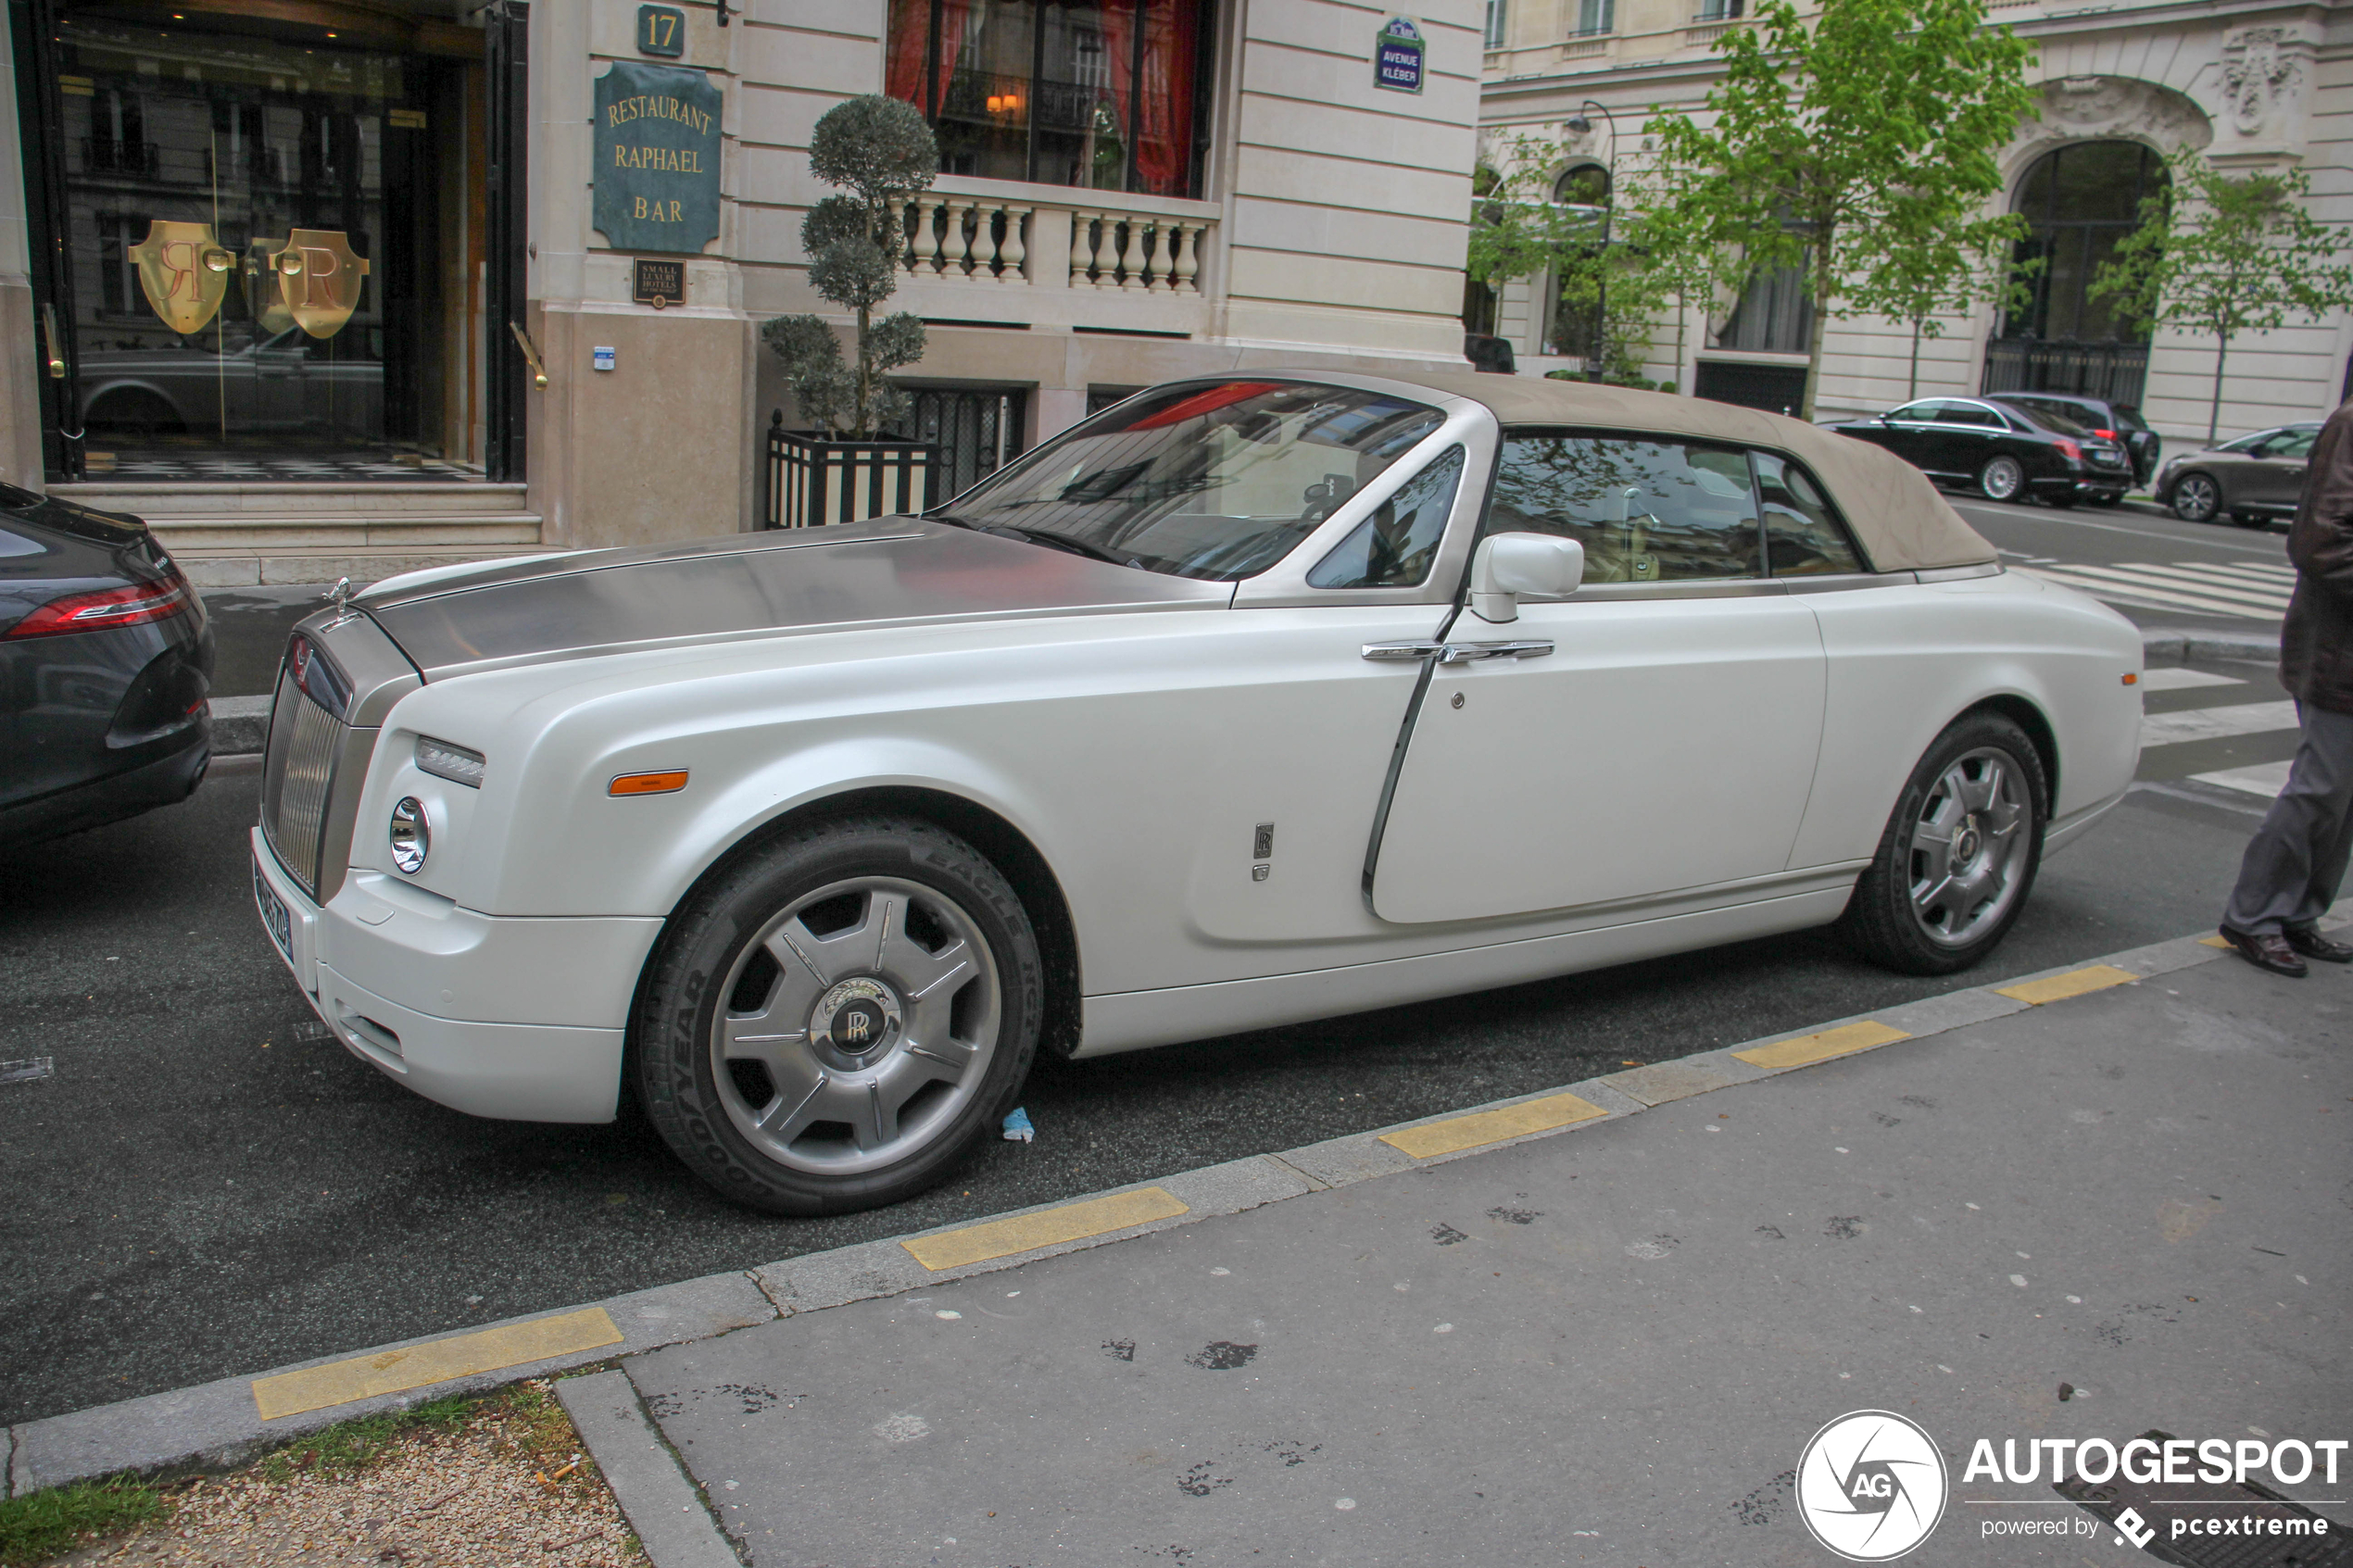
[1977,455,2025,502]
[2171,473,2221,523]
[632,816,1043,1215]
[1838,712,2047,975]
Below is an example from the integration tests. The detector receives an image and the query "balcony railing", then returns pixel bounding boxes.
[82,137,159,177]
[895,190,1210,295]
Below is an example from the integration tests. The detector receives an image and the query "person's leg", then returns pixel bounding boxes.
[2222,705,2353,935]
[2284,706,2353,929]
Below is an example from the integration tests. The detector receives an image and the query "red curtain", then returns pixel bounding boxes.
[1132,0,1197,196]
[885,0,970,119]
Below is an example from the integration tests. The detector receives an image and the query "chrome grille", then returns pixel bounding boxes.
[261,668,346,897]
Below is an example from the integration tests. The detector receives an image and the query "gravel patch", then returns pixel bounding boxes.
[37,1382,642,1567]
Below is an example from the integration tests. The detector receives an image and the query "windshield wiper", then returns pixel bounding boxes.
[977,523,1129,565]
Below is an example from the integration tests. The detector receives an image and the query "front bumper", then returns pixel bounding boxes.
[251,827,660,1123]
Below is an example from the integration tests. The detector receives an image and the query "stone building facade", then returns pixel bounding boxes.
[1478,0,2352,444]
[2,0,1482,583]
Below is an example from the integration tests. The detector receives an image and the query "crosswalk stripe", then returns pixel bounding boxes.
[2024,567,2278,621]
[2080,563,2295,604]
[2200,561,2296,583]
[2141,699,2299,746]
[2137,667,2245,693]
[2193,760,2294,798]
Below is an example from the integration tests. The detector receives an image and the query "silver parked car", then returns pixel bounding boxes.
[2155,423,2321,528]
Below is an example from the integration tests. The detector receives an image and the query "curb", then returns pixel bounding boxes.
[2141,626,2282,664]
[16,906,2346,1522]
[208,695,271,757]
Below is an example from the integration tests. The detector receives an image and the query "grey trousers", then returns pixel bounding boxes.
[2222,702,2353,935]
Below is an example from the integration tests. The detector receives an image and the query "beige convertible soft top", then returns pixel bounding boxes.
[1383,370,1999,575]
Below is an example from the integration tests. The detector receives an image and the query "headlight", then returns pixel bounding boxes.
[389,796,429,874]
[415,735,485,788]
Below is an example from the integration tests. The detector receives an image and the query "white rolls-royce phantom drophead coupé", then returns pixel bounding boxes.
[251,371,2143,1213]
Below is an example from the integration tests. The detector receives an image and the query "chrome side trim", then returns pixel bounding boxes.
[1555,578,1791,603]
[1776,571,1920,595]
[1913,561,2005,583]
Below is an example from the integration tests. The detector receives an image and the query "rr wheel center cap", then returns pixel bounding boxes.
[1954,816,1982,864]
[811,977,904,1065]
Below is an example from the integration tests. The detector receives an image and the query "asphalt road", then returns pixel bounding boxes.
[0,511,2301,1431]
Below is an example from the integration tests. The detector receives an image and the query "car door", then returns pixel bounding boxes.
[2245,427,2318,510]
[1933,400,2010,478]
[1368,431,1827,924]
[1862,400,1945,470]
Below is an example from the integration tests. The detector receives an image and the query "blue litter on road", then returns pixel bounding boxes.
[1002,1107,1035,1143]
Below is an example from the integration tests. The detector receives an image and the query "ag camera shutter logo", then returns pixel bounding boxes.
[1796,1411,1950,1561]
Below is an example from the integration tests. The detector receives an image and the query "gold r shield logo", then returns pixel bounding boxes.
[127,220,234,334]
[258,229,371,339]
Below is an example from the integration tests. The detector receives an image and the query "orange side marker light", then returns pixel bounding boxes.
[2121,672,2138,685]
[609,771,689,797]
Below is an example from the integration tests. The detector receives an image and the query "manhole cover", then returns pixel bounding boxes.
[2057,1429,2352,1567]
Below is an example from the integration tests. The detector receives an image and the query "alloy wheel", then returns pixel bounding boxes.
[711,876,1000,1175]
[2172,473,2221,523]
[1906,747,2032,948]
[1978,456,2024,502]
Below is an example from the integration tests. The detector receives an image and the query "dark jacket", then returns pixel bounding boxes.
[2283,398,2353,716]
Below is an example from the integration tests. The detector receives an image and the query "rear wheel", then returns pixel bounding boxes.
[2171,472,2221,523]
[1977,455,2025,502]
[633,816,1042,1215]
[1839,712,2047,975]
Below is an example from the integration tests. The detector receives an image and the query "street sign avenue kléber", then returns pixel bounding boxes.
[1377,17,1425,93]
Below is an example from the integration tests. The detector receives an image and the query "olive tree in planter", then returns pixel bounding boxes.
[762,94,940,527]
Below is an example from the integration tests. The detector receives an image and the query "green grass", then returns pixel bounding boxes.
[0,1477,165,1566]
[255,1388,478,1483]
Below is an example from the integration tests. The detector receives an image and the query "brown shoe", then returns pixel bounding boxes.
[2220,926,2308,978]
[2284,926,2353,964]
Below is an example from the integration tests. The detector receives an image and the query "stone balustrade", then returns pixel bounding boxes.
[890,188,1213,296]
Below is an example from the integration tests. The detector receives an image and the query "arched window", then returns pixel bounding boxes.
[2002,141,2169,345]
[1984,140,2168,404]
[1554,164,1609,208]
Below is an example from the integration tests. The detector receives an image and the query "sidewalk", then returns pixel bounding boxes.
[616,931,2349,1566]
[10,920,2346,1567]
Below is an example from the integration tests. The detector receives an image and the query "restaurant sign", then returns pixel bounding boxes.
[593,61,722,254]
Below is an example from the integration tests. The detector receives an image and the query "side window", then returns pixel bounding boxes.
[2269,429,2319,459]
[1308,446,1466,589]
[1888,401,1944,422]
[1943,404,2002,428]
[1753,452,1863,577]
[1490,433,1762,583]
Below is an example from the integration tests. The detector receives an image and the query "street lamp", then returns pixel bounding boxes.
[1563,99,1617,380]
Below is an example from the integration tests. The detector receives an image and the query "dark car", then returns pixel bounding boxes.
[1,483,213,848]
[1828,396,2128,506]
[2154,423,2322,528]
[1986,392,2161,490]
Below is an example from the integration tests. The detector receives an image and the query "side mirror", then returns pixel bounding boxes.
[1469,532,1583,623]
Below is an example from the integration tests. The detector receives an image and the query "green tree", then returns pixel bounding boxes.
[1853,208,2033,400]
[1466,134,1661,383]
[1616,155,1748,395]
[2091,147,2353,445]
[1648,0,2038,420]
[763,95,937,437]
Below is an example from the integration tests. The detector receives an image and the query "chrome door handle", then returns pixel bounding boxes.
[1363,641,1447,660]
[1438,640,1554,663]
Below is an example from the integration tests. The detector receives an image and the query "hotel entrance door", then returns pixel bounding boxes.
[13,0,527,482]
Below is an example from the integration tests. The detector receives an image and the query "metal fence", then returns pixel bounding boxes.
[898,386,1027,506]
[1981,339,2150,407]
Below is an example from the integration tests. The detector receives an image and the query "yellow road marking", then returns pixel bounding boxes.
[2200,935,2231,948]
[1378,1092,1607,1160]
[1732,1020,1911,1071]
[1996,964,2139,1005]
[251,1308,623,1422]
[903,1186,1189,1272]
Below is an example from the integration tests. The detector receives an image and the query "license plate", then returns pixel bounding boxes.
[254,854,293,961]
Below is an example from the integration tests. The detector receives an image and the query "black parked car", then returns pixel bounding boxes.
[1828,396,2131,506]
[1985,391,2161,490]
[1,483,213,848]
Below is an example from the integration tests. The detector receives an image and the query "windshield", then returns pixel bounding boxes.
[933,381,1444,581]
